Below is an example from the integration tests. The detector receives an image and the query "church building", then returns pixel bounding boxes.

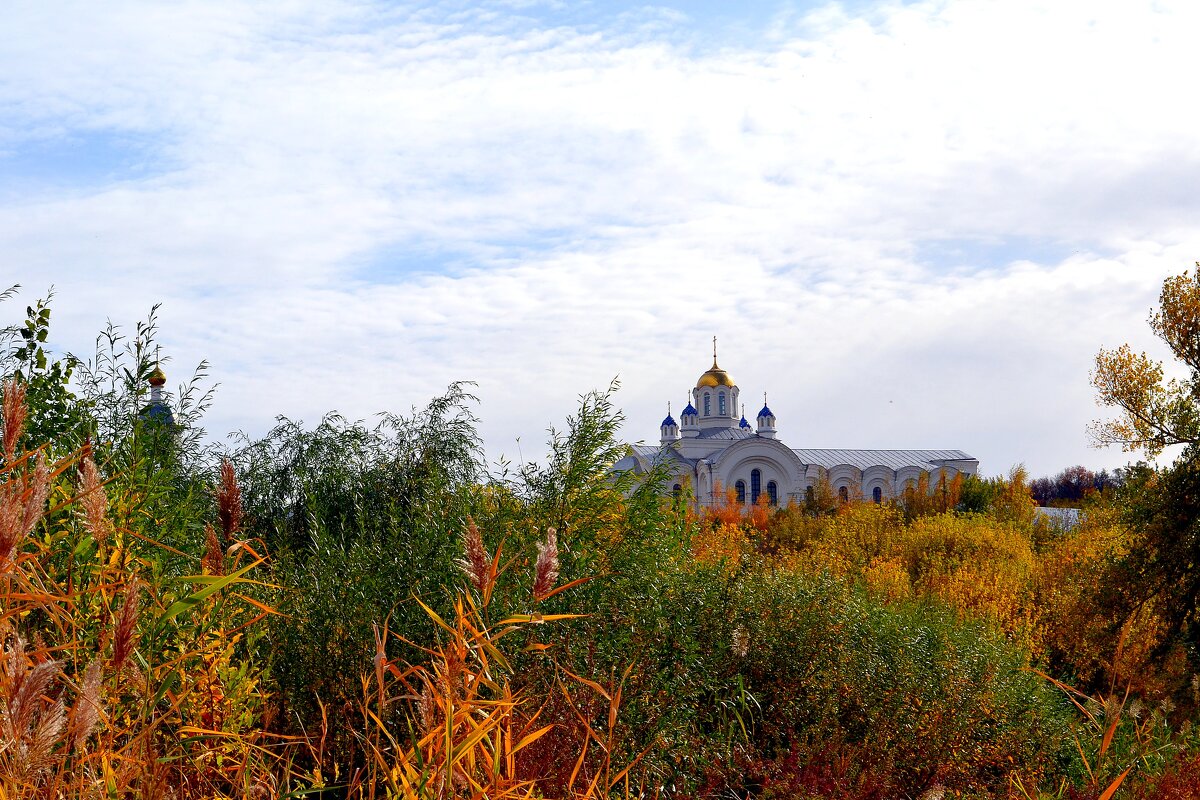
[613,343,979,508]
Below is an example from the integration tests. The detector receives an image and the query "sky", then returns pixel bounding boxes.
[2,0,1198,479]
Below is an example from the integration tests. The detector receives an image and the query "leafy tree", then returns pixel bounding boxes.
[956,473,996,514]
[1092,264,1200,670]
[1029,466,1125,507]
[1,290,86,449]
[1092,264,1200,456]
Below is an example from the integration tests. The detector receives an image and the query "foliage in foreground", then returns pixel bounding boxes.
[10,277,1200,798]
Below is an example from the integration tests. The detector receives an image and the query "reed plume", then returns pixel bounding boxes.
[1,633,66,787]
[0,452,49,573]
[457,516,491,593]
[201,523,224,576]
[1,379,26,464]
[67,660,104,753]
[77,455,112,546]
[111,577,140,673]
[216,458,243,545]
[533,527,559,601]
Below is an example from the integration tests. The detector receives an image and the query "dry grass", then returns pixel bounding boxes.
[0,378,294,798]
[344,520,645,800]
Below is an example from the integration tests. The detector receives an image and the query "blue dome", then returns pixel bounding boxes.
[139,401,176,428]
[758,404,773,419]
[682,402,697,416]
[661,414,677,427]
[739,415,751,429]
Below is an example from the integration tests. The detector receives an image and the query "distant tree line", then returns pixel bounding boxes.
[1028,464,1125,507]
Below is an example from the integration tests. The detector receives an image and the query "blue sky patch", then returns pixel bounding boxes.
[912,236,1093,273]
[0,130,170,194]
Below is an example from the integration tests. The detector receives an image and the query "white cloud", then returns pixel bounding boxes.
[1,0,1198,476]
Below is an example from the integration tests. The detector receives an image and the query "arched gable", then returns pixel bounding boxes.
[861,465,894,497]
[710,438,807,503]
[826,464,862,491]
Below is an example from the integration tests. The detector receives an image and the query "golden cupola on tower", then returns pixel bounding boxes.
[696,360,735,388]
[696,337,735,388]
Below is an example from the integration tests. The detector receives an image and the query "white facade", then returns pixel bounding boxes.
[614,353,979,508]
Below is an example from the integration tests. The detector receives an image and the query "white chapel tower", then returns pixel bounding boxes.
[691,337,740,430]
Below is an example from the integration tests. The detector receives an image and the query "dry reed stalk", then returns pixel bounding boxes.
[76,455,112,545]
[380,598,550,800]
[216,458,243,545]
[1,379,26,464]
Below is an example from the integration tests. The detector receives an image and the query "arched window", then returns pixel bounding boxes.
[703,393,711,416]
[751,469,762,503]
[672,483,682,499]
[767,481,778,506]
[735,480,746,504]
[805,486,814,503]
[872,486,882,504]
[838,485,849,503]
[718,393,726,416]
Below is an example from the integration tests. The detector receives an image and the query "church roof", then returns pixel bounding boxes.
[790,448,976,471]
[682,402,697,416]
[627,443,697,467]
[623,443,976,475]
[696,427,755,440]
[661,413,676,427]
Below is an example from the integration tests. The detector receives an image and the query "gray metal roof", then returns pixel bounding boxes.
[624,444,976,473]
[696,427,755,440]
[628,444,696,466]
[790,448,976,471]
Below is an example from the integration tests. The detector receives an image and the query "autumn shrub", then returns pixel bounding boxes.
[764,503,1043,649]
[228,389,483,767]
[735,569,1074,796]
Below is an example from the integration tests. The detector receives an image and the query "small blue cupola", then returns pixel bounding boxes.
[756,393,777,439]
[739,404,751,429]
[680,398,700,437]
[660,403,680,444]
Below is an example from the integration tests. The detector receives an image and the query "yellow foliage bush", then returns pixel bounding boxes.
[762,497,1175,694]
[862,556,911,602]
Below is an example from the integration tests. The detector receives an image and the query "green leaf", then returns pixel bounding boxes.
[158,560,262,626]
[152,668,181,706]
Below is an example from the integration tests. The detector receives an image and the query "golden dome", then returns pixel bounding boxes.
[696,360,735,388]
